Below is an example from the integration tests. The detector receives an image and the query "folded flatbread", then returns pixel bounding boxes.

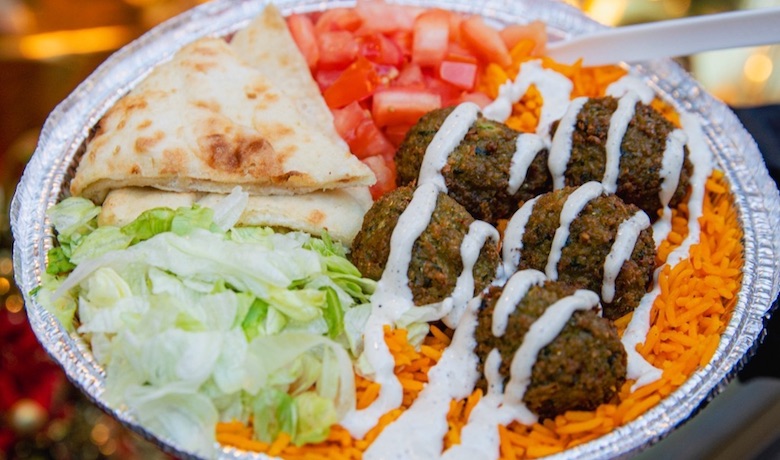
[99,186,373,245]
[230,4,342,145]
[71,34,374,203]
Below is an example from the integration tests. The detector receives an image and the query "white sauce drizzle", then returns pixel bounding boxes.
[606,75,655,105]
[340,183,440,438]
[491,269,547,337]
[418,102,481,191]
[653,129,688,245]
[501,196,540,276]
[603,92,641,193]
[364,297,482,460]
[483,60,573,136]
[508,134,546,195]
[548,97,588,189]
[622,112,713,389]
[444,221,500,328]
[602,211,651,303]
[546,181,604,280]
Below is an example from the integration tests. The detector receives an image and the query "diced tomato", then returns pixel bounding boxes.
[314,69,343,91]
[423,75,463,107]
[447,11,464,44]
[460,16,511,68]
[287,14,319,68]
[332,102,394,159]
[459,91,493,109]
[374,64,400,85]
[412,9,450,67]
[389,30,413,57]
[323,56,381,108]
[362,155,397,200]
[331,101,366,139]
[314,8,363,34]
[438,60,477,90]
[394,63,425,88]
[359,33,404,66]
[384,123,413,147]
[317,31,360,70]
[352,118,396,159]
[372,88,442,127]
[446,42,478,64]
[355,0,424,34]
[499,21,547,56]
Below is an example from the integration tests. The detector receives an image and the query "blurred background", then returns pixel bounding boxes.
[1,0,779,459]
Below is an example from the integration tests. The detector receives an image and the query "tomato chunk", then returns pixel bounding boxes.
[384,123,413,147]
[323,56,381,108]
[372,88,442,127]
[332,102,394,159]
[389,30,413,57]
[362,155,397,200]
[352,118,396,159]
[438,60,477,90]
[412,9,450,67]
[317,30,360,70]
[314,69,343,91]
[461,16,511,68]
[355,0,423,34]
[331,101,366,139]
[394,63,425,88]
[315,8,363,34]
[446,42,478,64]
[287,14,319,69]
[423,75,463,108]
[359,33,404,66]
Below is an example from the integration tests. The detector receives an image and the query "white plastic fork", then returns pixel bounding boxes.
[545,6,780,66]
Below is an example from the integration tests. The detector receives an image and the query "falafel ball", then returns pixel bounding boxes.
[349,185,500,306]
[512,185,655,320]
[552,96,693,220]
[395,106,552,224]
[474,278,627,420]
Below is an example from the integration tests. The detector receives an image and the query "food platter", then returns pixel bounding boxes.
[10,0,780,459]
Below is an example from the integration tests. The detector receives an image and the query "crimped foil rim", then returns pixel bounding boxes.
[10,0,780,459]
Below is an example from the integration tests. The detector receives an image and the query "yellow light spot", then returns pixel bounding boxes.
[744,53,773,84]
[91,423,111,445]
[1,25,137,61]
[46,419,69,442]
[5,294,23,313]
[0,258,12,275]
[663,0,691,17]
[0,278,9,296]
[99,439,117,456]
[582,0,627,26]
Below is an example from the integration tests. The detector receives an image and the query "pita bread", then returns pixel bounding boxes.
[230,5,342,145]
[99,187,373,246]
[71,36,374,203]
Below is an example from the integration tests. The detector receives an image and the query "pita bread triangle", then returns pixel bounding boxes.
[230,4,342,145]
[71,33,375,203]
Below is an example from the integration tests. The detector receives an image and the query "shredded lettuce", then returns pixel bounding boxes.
[36,192,374,456]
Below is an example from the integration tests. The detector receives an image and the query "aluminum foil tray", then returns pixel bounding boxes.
[10,0,780,458]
